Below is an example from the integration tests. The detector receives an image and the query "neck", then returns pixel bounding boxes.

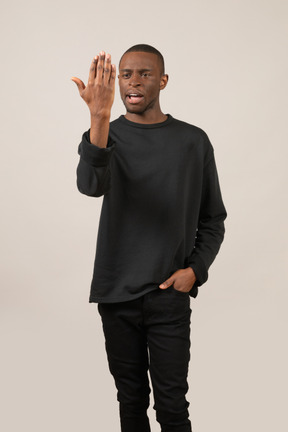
[124,107,167,125]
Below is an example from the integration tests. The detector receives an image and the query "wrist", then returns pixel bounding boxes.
[185,266,194,274]
[90,109,111,121]
[185,266,196,280]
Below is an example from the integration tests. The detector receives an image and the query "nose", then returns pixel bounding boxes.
[128,72,141,87]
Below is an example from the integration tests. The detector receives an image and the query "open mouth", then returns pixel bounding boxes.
[126,93,144,104]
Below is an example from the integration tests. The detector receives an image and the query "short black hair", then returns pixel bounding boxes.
[119,44,165,74]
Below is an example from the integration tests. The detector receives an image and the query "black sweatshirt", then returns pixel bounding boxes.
[76,114,227,303]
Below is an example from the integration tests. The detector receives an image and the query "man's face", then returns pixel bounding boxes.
[118,51,168,116]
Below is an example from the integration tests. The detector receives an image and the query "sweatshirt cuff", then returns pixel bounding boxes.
[78,130,115,167]
[188,256,208,287]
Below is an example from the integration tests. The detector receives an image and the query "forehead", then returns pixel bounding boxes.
[119,51,161,71]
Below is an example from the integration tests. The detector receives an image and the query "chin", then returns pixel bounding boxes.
[126,107,145,115]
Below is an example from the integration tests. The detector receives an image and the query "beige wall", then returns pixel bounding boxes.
[1,0,287,430]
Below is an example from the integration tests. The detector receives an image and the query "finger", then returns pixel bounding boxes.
[88,56,98,84]
[159,277,174,289]
[95,51,105,84]
[103,53,111,85]
[70,77,86,94]
[110,64,116,85]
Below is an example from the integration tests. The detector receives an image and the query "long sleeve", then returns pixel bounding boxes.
[76,129,115,197]
[188,147,227,287]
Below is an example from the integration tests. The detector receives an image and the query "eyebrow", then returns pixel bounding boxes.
[119,68,152,72]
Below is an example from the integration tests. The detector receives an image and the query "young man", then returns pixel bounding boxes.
[71,44,227,432]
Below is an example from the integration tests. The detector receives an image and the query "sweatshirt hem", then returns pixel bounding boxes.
[89,284,199,303]
[89,286,160,304]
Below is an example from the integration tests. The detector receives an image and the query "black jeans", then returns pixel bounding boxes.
[97,287,192,432]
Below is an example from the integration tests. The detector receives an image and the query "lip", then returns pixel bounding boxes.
[125,91,144,105]
[125,90,144,97]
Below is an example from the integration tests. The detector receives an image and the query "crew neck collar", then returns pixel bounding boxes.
[118,114,173,129]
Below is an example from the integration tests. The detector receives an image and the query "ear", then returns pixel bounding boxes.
[160,74,169,90]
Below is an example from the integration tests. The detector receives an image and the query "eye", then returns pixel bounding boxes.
[141,72,150,77]
[122,73,131,79]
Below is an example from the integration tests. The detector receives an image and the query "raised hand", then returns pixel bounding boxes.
[71,52,116,147]
[71,51,116,118]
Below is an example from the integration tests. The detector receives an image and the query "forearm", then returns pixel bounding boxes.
[188,214,226,285]
[89,112,111,148]
[76,130,115,197]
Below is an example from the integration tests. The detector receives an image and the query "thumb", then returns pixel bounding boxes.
[70,77,85,94]
[159,276,175,290]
